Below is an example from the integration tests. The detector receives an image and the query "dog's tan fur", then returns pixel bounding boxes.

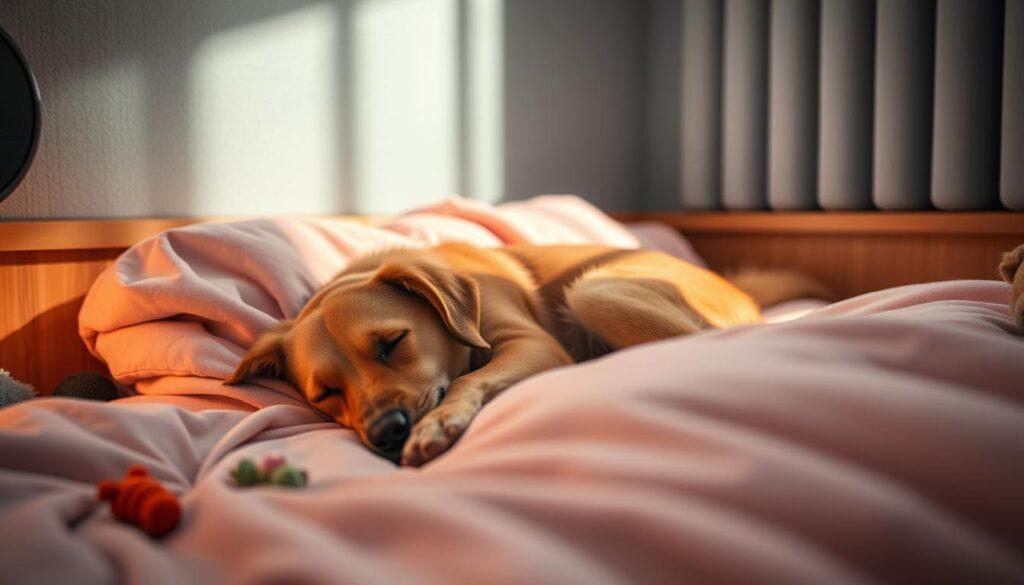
[999,244,1024,331]
[228,243,819,466]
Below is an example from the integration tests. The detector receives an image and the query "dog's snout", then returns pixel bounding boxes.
[367,409,411,453]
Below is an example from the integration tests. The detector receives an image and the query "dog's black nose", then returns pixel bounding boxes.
[367,409,410,453]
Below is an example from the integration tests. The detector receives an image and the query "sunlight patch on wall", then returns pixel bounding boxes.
[351,0,459,213]
[465,0,505,203]
[189,3,339,215]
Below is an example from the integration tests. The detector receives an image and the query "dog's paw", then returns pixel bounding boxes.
[400,405,476,467]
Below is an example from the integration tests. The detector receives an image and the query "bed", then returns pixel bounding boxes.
[1,196,1023,583]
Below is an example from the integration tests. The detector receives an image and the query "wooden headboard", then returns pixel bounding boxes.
[2,212,1022,393]
[613,211,1024,296]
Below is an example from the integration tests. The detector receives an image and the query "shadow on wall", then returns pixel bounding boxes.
[0,0,513,218]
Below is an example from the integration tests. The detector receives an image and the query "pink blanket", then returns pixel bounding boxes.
[1,280,1022,583]
[1,197,1022,583]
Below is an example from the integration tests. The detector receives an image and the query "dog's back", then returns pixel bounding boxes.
[340,242,822,364]
[416,244,762,361]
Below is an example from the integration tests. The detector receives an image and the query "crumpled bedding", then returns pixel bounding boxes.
[1,280,1021,583]
[0,196,1021,584]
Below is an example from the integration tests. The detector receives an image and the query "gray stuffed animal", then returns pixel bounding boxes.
[0,369,34,407]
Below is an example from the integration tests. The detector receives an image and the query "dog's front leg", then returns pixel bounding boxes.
[401,332,572,466]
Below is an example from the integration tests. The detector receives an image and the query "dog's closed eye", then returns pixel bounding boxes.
[376,330,408,363]
[313,386,344,403]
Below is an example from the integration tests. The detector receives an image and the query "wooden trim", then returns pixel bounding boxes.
[0,215,374,252]
[0,218,231,252]
[3,213,1022,253]
[609,211,1024,235]
[610,211,1021,307]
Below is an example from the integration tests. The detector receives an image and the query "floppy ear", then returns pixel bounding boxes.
[225,320,292,384]
[376,261,490,350]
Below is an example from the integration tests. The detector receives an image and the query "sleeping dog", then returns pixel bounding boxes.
[228,244,822,466]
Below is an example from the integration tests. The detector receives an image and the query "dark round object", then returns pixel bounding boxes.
[53,372,120,402]
[0,25,41,205]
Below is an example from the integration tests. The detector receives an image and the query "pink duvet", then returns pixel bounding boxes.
[1,197,1023,584]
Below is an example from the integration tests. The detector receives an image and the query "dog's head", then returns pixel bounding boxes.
[226,254,489,460]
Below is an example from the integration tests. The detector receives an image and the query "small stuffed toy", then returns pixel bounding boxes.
[230,454,308,488]
[0,368,34,407]
[53,372,120,401]
[97,465,181,537]
[999,244,1024,333]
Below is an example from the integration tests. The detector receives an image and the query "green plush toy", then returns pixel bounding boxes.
[230,454,309,488]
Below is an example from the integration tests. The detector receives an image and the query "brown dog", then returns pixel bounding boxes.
[227,244,818,466]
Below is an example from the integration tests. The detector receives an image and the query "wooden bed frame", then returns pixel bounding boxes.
[2,211,1022,394]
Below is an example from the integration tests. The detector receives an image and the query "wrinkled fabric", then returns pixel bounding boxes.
[2,280,1023,584]
[78,195,639,410]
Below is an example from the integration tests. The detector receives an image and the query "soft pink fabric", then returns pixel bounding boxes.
[626,221,708,268]
[761,298,830,322]
[78,195,639,410]
[2,280,1022,584]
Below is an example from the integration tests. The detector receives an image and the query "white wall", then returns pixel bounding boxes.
[0,0,645,219]
[0,0,351,218]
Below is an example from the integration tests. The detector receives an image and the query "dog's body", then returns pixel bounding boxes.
[229,243,816,465]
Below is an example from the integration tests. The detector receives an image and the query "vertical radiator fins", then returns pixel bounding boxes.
[873,0,936,210]
[681,0,724,209]
[1003,0,1024,210]
[932,0,1005,210]
[768,0,821,210]
[721,0,770,210]
[819,0,876,210]
[653,0,1014,211]
[643,0,684,210]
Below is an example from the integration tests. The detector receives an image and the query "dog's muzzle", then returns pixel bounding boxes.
[366,409,411,454]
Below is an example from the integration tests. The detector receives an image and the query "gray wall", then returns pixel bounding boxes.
[0,0,646,219]
[641,0,682,210]
[503,0,643,209]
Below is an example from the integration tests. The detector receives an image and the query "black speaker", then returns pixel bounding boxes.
[0,24,40,205]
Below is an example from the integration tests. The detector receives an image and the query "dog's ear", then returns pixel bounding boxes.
[225,321,292,384]
[376,261,490,350]
[998,245,1024,283]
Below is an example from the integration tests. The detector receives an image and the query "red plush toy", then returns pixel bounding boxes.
[97,464,181,537]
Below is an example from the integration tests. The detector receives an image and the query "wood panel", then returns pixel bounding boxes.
[0,249,119,394]
[610,211,1023,298]
[0,215,373,252]
[0,218,234,252]
[684,232,1019,298]
[611,210,1024,235]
